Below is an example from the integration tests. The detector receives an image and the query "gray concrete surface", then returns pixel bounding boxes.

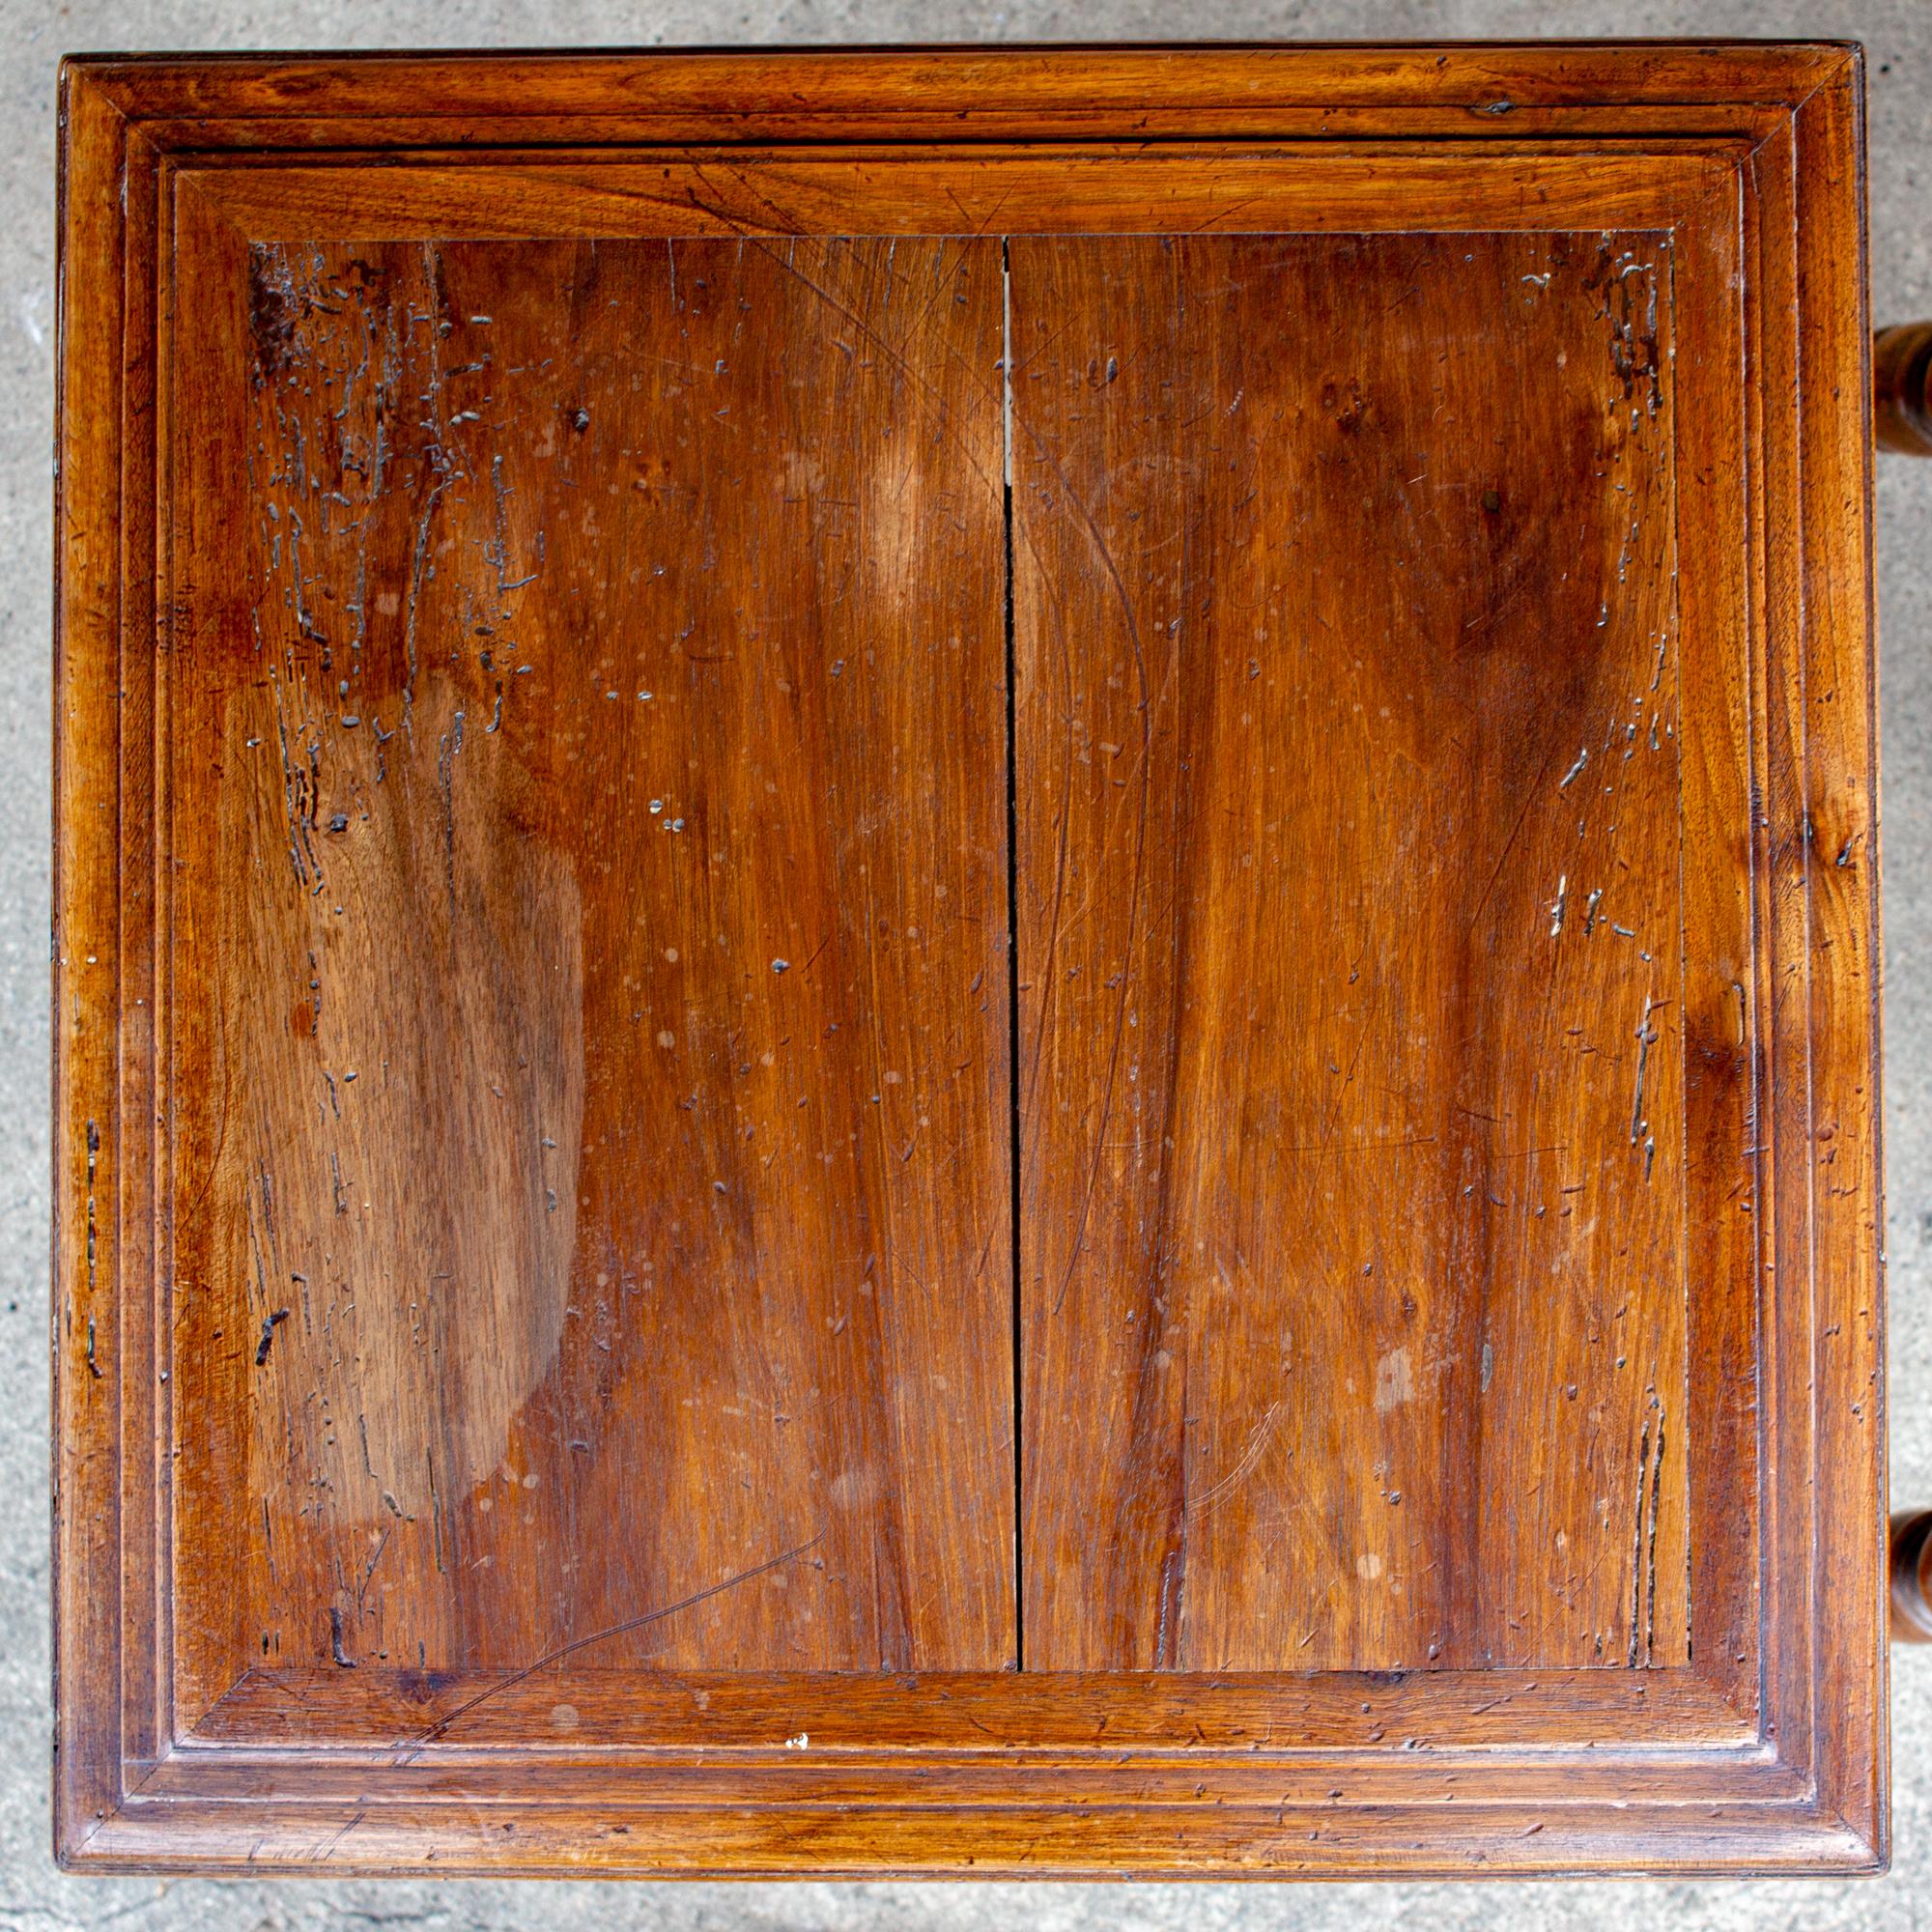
[5,0,1932,1924]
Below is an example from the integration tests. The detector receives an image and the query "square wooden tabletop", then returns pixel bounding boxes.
[52,43,1884,1877]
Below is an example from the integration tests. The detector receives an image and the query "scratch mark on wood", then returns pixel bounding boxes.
[403,1534,823,1748]
[84,1118,98,1292]
[1630,994,1655,1146]
[328,1605,356,1668]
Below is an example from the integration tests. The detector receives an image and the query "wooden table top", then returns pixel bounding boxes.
[52,43,1886,1878]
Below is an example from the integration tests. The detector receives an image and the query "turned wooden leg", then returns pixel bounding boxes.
[1877,322,1932,454]
[1892,1511,1932,1639]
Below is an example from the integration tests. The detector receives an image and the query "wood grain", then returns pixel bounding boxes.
[72,42,1852,142]
[53,44,1883,1877]
[185,1661,1747,1750]
[167,235,1014,1686]
[1012,230,1690,1676]
[175,149,1738,242]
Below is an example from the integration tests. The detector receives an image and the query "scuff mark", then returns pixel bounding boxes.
[255,1306,290,1366]
[1630,994,1655,1146]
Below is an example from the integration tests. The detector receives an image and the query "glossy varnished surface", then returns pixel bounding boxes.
[171,237,1015,1685]
[1014,231,1688,1672]
[53,46,1883,1876]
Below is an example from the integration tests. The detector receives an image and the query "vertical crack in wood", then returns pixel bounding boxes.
[1002,235,1024,1671]
[1626,1400,1665,1667]
[1645,1406,1665,1668]
[83,1118,98,1294]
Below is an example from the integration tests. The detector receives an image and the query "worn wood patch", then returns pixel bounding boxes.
[168,237,1015,1688]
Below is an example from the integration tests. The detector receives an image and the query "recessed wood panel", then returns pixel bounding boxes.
[168,235,1016,1688]
[1014,231,1689,1673]
[54,46,1881,1878]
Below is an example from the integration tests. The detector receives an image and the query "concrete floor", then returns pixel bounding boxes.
[7,1,1932,1924]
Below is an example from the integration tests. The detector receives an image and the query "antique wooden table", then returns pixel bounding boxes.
[53,44,1887,1877]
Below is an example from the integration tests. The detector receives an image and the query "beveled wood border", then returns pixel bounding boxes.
[161,142,1743,1736]
[54,45,1883,1877]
